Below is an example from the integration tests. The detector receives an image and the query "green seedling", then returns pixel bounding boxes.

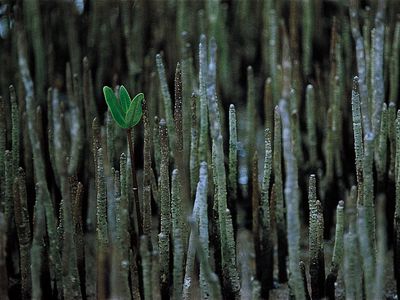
[103,85,144,129]
[103,85,144,238]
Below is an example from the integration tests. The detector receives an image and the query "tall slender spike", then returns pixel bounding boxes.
[344,226,362,300]
[357,206,375,300]
[351,76,364,206]
[198,35,208,163]
[4,151,13,230]
[190,94,199,199]
[388,102,396,180]
[158,119,171,299]
[224,208,239,300]
[374,195,386,300]
[228,104,237,228]
[171,169,184,300]
[259,129,273,296]
[308,175,325,299]
[143,99,152,241]
[111,153,131,299]
[363,132,376,257]
[279,99,305,299]
[376,103,388,181]
[174,63,190,213]
[13,169,31,300]
[153,116,161,178]
[331,201,345,270]
[140,235,152,300]
[246,66,256,175]
[72,181,84,295]
[96,148,108,300]
[156,54,175,150]
[61,172,82,300]
[325,200,345,299]
[9,85,19,178]
[264,78,273,130]
[273,106,287,283]
[30,184,46,300]
[252,150,260,264]
[174,63,183,160]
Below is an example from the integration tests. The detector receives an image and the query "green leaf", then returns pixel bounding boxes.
[125,93,144,128]
[103,86,128,128]
[119,85,131,113]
